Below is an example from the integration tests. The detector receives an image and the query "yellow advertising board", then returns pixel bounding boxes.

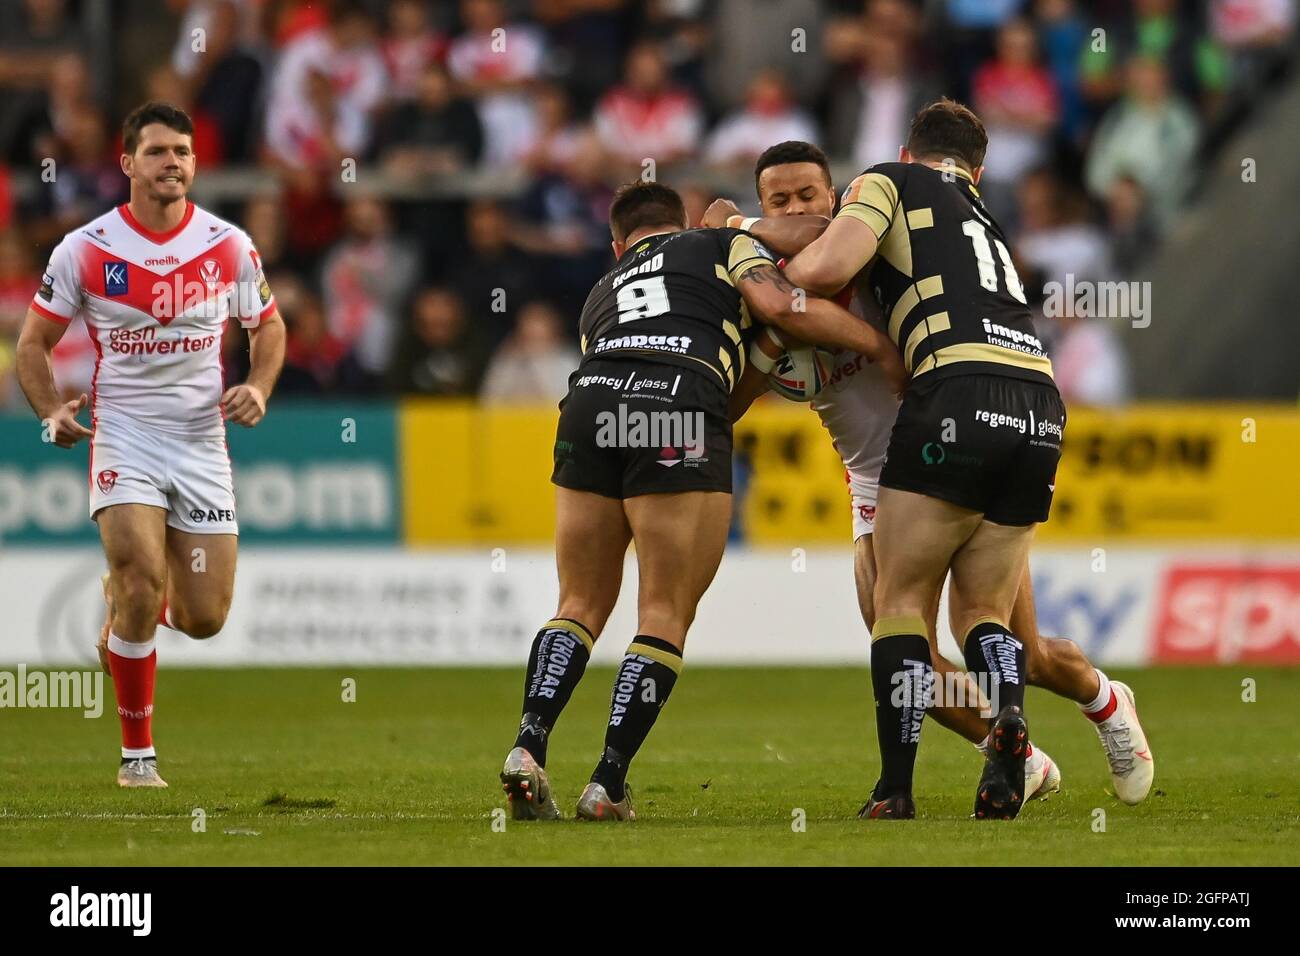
[399,399,1300,544]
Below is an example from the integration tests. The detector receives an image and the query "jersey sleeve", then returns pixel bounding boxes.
[232,232,276,328]
[31,237,82,324]
[835,166,904,241]
[725,231,776,284]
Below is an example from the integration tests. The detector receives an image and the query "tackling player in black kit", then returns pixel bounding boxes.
[499,181,905,821]
[782,100,1069,820]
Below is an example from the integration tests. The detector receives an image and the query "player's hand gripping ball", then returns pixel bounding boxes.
[748,327,833,402]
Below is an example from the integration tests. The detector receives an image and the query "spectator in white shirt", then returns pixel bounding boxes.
[480,300,582,404]
[594,41,703,170]
[446,0,546,168]
[263,2,388,169]
[704,71,819,169]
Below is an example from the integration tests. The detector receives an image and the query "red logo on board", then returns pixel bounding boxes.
[1152,564,1300,664]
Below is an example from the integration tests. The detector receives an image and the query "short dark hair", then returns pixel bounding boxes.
[122,102,194,155]
[608,181,688,242]
[906,98,988,171]
[754,140,832,193]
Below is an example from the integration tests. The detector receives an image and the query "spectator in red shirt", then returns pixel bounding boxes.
[594,41,703,172]
[271,272,352,394]
[972,17,1060,219]
[382,0,449,103]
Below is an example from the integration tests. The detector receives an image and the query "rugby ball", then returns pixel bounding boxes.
[768,345,834,402]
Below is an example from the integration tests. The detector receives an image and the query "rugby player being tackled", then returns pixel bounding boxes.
[711,107,1152,820]
[499,181,905,821]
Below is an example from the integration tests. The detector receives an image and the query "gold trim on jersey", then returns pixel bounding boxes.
[911,342,1054,380]
[935,163,975,183]
[726,234,773,284]
[906,207,934,230]
[903,310,950,370]
[720,345,738,389]
[888,274,944,343]
[837,172,900,242]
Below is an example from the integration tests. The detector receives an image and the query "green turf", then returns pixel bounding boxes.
[1,666,1297,865]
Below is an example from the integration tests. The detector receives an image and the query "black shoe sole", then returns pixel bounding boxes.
[974,706,1028,820]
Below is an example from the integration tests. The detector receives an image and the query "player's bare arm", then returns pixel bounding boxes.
[727,358,772,423]
[700,198,832,259]
[783,214,879,298]
[222,309,286,427]
[15,307,91,447]
[736,263,906,394]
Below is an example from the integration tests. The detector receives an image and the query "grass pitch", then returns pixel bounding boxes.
[2,666,1297,866]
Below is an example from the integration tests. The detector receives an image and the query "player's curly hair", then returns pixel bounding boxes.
[122,102,195,155]
[906,98,988,171]
[608,181,688,242]
[754,141,832,192]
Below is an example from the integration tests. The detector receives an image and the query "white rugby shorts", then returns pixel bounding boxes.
[89,414,238,535]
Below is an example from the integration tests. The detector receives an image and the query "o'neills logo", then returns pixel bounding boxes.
[97,469,119,494]
[144,255,180,267]
[118,703,153,720]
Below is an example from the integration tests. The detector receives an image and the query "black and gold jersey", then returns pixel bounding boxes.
[837,161,1053,386]
[576,227,773,394]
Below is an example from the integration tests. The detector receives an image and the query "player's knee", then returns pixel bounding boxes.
[178,614,225,639]
[115,568,165,620]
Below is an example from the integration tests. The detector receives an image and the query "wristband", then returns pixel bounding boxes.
[747,326,784,375]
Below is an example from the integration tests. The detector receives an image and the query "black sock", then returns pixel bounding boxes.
[870,618,933,798]
[963,620,1026,715]
[513,618,594,765]
[590,636,682,802]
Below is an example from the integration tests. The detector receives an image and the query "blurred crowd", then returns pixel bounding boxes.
[0,0,1295,412]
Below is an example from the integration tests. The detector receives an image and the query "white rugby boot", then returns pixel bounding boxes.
[1024,743,1061,801]
[1094,681,1154,805]
[117,757,168,788]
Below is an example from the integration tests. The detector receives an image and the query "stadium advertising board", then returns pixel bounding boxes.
[0,406,399,545]
[9,545,1289,667]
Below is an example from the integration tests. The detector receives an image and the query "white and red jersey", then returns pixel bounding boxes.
[809,289,900,499]
[31,201,275,440]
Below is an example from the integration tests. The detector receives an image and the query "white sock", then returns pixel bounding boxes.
[1080,668,1113,714]
[107,633,156,659]
[122,745,157,760]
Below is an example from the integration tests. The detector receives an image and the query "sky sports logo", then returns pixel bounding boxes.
[49,886,151,936]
